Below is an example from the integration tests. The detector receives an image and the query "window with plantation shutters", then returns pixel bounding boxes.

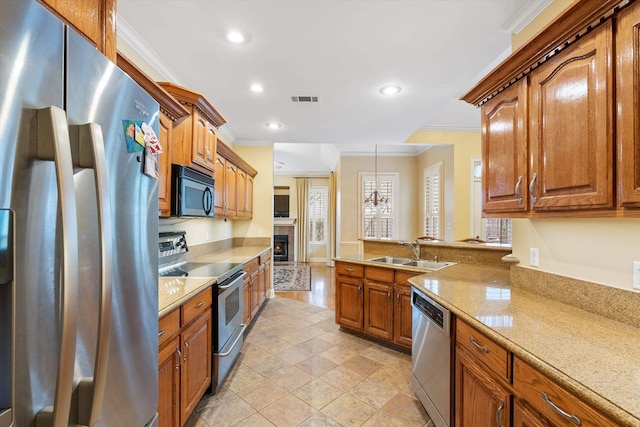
[423,163,442,239]
[309,187,327,243]
[360,173,397,239]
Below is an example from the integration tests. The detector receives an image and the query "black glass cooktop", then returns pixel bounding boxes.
[159,261,243,283]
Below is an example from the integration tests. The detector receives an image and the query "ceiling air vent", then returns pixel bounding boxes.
[291,96,319,102]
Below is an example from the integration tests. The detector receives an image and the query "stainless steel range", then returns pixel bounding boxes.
[159,231,246,393]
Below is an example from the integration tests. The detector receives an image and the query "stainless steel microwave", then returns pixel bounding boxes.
[171,165,215,217]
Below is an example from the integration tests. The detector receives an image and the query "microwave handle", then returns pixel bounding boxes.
[203,187,213,215]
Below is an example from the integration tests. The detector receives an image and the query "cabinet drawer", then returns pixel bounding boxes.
[365,266,394,283]
[181,288,212,326]
[513,357,617,427]
[336,262,364,278]
[456,319,509,380]
[243,257,259,275]
[395,270,418,287]
[158,309,180,348]
[259,250,271,264]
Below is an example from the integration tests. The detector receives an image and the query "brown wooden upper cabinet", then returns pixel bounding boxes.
[38,0,117,61]
[617,1,640,208]
[159,82,226,175]
[481,79,529,214]
[215,140,257,219]
[529,21,613,212]
[464,0,637,217]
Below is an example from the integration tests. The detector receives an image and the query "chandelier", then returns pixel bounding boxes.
[363,144,390,209]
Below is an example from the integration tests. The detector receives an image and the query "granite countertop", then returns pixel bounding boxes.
[407,263,640,426]
[158,245,270,317]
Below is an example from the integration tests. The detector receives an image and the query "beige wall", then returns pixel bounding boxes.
[407,131,481,240]
[509,0,640,291]
[339,155,420,254]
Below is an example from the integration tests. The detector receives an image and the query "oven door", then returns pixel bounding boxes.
[212,272,246,392]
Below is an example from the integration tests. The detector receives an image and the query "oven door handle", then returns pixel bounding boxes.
[216,324,247,357]
[218,272,246,290]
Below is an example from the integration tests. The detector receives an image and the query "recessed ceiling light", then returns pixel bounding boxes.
[274,161,285,169]
[379,85,402,95]
[251,83,264,93]
[227,30,248,44]
[266,122,282,130]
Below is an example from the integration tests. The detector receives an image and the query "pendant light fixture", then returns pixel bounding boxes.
[363,144,390,209]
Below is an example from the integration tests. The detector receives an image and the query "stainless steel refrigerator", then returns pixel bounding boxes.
[0,1,159,426]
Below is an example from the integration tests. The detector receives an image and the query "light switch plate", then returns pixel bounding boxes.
[530,248,539,267]
[633,261,640,290]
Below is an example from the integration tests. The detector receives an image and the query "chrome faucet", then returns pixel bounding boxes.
[399,239,421,260]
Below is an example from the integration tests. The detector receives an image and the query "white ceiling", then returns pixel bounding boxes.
[117,0,550,173]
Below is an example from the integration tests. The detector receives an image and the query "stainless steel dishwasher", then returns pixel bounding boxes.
[411,286,451,427]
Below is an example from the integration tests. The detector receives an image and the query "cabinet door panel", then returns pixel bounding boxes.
[158,112,172,217]
[529,22,614,211]
[192,111,208,168]
[616,2,640,207]
[481,79,529,213]
[225,162,238,217]
[363,281,393,340]
[455,348,511,427]
[180,310,212,426]
[214,153,226,215]
[158,337,180,427]
[393,287,412,348]
[336,277,363,330]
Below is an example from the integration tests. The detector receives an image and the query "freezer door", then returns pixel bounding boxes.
[0,2,68,427]
[66,29,159,426]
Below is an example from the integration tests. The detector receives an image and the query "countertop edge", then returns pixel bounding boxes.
[158,277,216,318]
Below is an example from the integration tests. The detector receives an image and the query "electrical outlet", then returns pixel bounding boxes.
[530,248,540,267]
[633,261,640,290]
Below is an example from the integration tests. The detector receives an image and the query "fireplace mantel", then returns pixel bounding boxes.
[274,217,297,226]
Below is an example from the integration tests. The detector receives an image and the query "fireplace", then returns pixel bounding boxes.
[274,234,289,262]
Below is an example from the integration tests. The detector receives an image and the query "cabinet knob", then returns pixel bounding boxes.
[176,347,182,370]
[495,399,505,427]
[529,173,538,204]
[469,336,489,353]
[515,175,523,204]
[541,392,582,425]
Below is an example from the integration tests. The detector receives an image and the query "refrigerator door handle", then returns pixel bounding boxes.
[70,124,113,427]
[34,107,79,427]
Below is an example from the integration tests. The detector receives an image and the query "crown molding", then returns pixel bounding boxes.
[501,0,554,34]
[117,15,185,85]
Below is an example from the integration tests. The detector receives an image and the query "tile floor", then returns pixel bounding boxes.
[186,297,431,427]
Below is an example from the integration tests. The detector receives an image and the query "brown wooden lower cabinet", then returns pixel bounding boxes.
[158,289,212,427]
[454,318,619,427]
[158,336,180,427]
[243,249,271,326]
[335,261,416,350]
[180,310,212,424]
[455,346,511,427]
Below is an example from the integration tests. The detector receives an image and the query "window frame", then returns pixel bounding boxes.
[423,162,443,239]
[308,186,328,244]
[358,172,399,239]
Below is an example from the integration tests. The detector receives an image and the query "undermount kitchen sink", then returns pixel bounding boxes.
[367,256,456,271]
[368,256,414,265]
